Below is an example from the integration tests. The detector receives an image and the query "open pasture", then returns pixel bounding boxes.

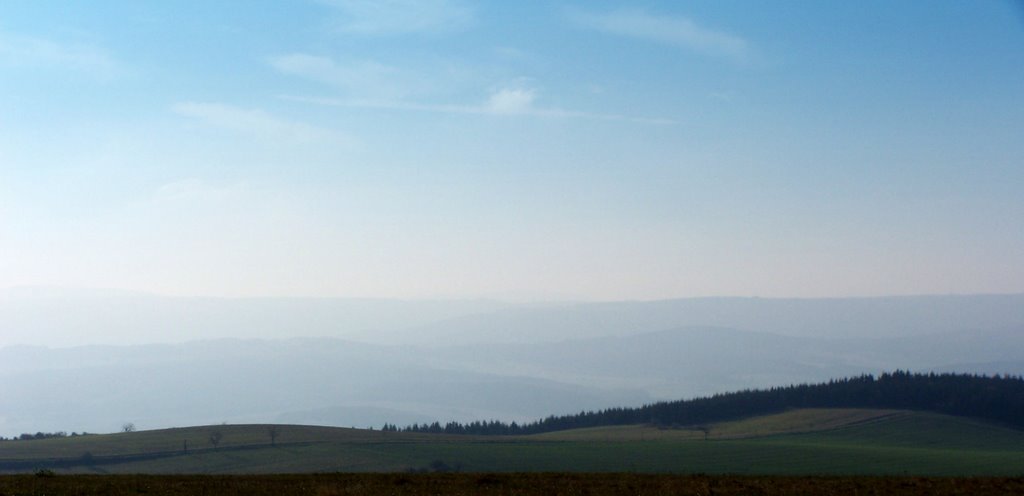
[2,409,1022,476]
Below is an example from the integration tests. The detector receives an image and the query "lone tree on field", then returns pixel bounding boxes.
[208,430,223,450]
[121,422,136,433]
[696,425,711,441]
[267,426,280,446]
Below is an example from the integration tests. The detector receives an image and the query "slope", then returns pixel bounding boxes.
[2,410,1023,476]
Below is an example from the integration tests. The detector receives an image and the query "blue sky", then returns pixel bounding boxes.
[1,1,1022,300]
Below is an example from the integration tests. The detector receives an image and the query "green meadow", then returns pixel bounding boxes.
[2,409,1022,476]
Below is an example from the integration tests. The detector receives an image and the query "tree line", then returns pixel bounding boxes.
[0,431,95,442]
[396,371,1024,435]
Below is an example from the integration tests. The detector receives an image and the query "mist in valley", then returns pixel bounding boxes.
[2,289,1022,437]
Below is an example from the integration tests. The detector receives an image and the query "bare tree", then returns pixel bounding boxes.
[208,430,223,450]
[267,426,280,447]
[696,425,711,441]
[121,422,136,433]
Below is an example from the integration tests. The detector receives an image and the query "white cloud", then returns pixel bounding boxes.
[318,0,475,35]
[268,53,413,100]
[269,52,673,123]
[0,32,121,77]
[172,102,347,144]
[152,178,243,205]
[569,9,748,60]
[282,88,674,124]
[484,88,536,115]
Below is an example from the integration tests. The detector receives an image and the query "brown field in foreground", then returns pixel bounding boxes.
[1,473,1023,496]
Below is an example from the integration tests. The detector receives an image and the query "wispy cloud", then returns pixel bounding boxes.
[317,0,475,35]
[281,88,674,125]
[270,54,673,124]
[172,102,349,143]
[0,32,121,78]
[569,9,748,60]
[152,178,246,205]
[268,53,416,100]
[484,88,536,115]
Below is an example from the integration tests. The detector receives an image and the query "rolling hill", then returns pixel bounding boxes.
[2,409,1022,476]
[3,373,1023,476]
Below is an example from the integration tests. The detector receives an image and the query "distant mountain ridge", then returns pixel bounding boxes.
[0,287,509,347]
[0,337,650,437]
[2,291,1023,438]
[2,324,1024,437]
[4,289,1024,348]
[396,294,1024,344]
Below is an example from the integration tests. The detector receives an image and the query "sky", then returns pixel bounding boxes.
[0,1,1022,301]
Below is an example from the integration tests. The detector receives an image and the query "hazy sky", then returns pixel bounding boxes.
[1,1,1022,300]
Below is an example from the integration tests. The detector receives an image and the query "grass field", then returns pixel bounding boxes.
[531,408,905,441]
[0,424,456,460]
[2,473,1024,496]
[1,409,1022,476]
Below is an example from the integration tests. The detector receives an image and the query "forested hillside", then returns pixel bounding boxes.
[397,372,1024,435]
